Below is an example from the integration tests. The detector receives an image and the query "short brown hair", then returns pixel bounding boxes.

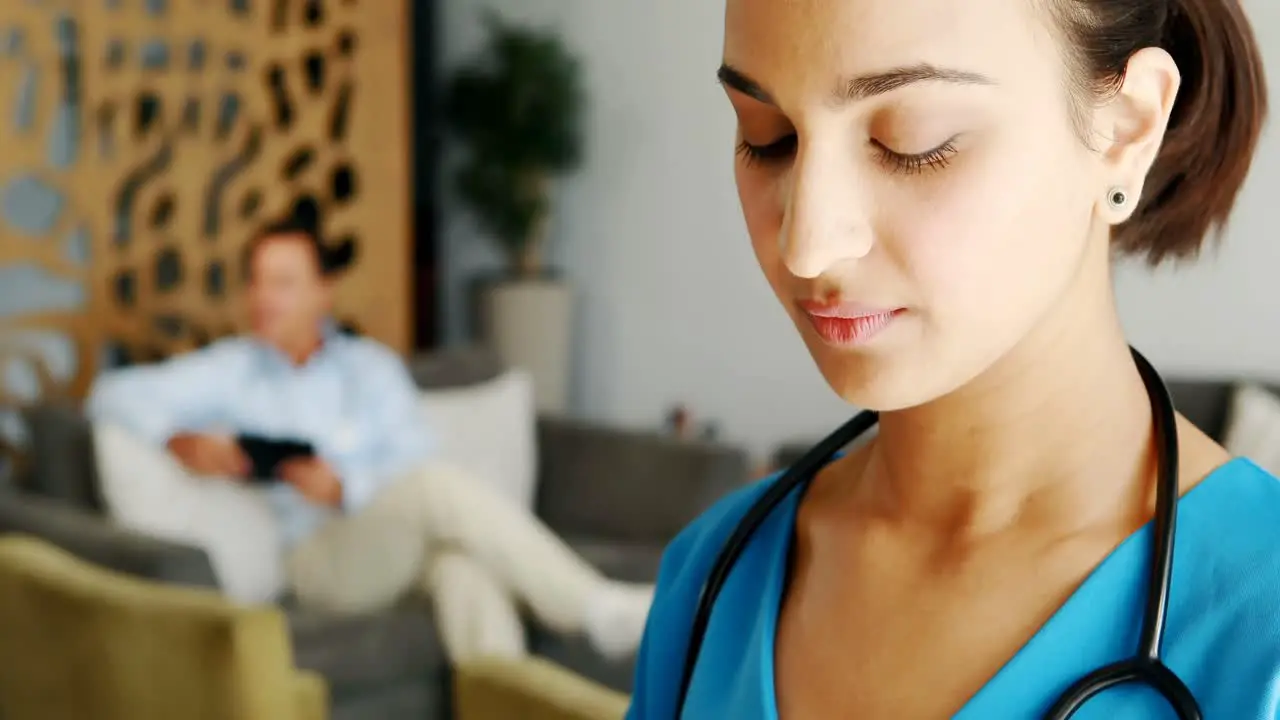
[1051,0,1267,265]
[241,214,331,279]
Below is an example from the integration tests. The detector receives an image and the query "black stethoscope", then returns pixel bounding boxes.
[675,347,1201,719]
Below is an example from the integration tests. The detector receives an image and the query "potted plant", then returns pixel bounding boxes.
[444,14,585,413]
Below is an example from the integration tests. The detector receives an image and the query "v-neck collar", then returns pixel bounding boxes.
[756,458,1247,719]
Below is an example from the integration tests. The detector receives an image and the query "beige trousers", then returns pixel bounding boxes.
[286,463,605,662]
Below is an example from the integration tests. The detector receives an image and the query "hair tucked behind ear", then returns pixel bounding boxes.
[1055,0,1267,265]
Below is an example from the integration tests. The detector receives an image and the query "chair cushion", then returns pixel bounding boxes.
[1223,384,1280,476]
[567,537,665,584]
[92,424,286,604]
[0,493,220,589]
[21,403,103,510]
[1167,381,1234,441]
[287,598,448,692]
[535,418,750,543]
[407,346,504,390]
[327,681,441,720]
[418,368,537,510]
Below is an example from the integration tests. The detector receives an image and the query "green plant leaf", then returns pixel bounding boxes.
[443,14,584,269]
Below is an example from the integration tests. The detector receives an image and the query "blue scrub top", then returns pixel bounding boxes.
[627,457,1280,719]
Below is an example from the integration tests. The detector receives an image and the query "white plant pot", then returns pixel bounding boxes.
[479,278,573,415]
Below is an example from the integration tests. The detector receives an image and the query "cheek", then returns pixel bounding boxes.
[736,163,788,288]
[897,133,1094,336]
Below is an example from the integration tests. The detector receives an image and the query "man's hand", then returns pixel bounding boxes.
[166,433,250,478]
[278,457,343,508]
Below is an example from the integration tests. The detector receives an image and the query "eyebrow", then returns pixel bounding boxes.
[717,62,995,105]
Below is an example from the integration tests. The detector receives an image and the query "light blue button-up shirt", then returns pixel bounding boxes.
[85,329,434,546]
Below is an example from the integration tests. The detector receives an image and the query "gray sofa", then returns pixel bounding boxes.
[0,348,751,720]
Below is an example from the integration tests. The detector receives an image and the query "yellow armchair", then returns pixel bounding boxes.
[454,656,630,720]
[0,534,326,720]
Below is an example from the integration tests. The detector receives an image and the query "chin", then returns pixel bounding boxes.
[795,323,968,413]
[250,324,281,344]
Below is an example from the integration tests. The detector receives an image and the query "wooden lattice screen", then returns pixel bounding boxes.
[0,0,410,401]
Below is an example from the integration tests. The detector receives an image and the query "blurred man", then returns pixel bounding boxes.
[86,215,652,661]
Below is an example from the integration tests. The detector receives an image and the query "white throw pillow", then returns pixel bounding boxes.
[418,368,537,509]
[1222,383,1280,476]
[92,423,286,604]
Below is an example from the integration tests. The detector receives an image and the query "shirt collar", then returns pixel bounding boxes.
[254,318,344,370]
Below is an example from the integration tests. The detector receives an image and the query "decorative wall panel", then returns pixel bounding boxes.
[0,0,411,409]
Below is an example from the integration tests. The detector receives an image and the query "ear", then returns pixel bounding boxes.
[1091,47,1181,222]
[318,275,336,310]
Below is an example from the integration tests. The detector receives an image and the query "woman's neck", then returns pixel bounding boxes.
[861,279,1156,544]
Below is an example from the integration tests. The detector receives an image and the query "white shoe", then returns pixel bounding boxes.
[583,582,656,660]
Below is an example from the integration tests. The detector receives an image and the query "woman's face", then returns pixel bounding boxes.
[724,0,1112,410]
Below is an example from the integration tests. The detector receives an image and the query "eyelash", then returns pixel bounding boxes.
[735,135,958,175]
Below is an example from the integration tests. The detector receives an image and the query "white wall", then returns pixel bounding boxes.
[1112,1,1280,377]
[439,0,1280,460]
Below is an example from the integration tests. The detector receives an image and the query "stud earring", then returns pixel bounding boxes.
[1107,187,1128,210]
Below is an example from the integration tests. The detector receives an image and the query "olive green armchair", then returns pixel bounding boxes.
[455,656,630,720]
[0,534,327,720]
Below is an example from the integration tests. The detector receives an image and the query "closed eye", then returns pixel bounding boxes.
[736,134,797,164]
[873,137,959,175]
[736,133,959,175]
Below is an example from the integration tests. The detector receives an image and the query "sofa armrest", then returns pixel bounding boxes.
[0,492,220,590]
[293,670,330,720]
[21,402,105,510]
[535,417,750,543]
[0,536,316,720]
[454,657,629,720]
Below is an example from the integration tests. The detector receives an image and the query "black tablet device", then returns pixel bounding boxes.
[236,434,316,481]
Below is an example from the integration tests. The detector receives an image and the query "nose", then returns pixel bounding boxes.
[778,144,874,278]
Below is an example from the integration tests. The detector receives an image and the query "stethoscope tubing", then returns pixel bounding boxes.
[674,348,1201,719]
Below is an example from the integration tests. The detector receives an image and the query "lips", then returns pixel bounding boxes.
[798,300,902,347]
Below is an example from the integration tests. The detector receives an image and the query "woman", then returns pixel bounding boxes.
[629,0,1274,717]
